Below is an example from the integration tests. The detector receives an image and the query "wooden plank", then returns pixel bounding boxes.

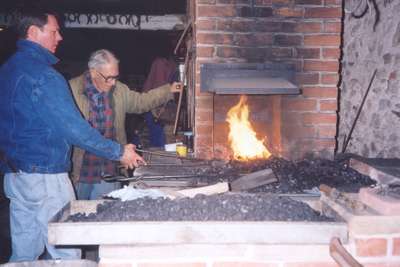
[230,169,278,191]
[48,220,347,246]
[177,182,229,198]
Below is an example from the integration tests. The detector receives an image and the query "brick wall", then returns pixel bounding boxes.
[193,0,342,160]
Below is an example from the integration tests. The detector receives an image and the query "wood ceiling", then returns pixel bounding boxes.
[1,0,186,15]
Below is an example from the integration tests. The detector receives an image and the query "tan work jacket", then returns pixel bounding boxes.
[69,74,172,179]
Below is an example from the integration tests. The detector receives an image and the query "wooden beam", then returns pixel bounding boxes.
[0,13,184,30]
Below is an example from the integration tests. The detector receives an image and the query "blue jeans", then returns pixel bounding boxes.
[76,180,120,200]
[144,112,165,147]
[4,172,81,261]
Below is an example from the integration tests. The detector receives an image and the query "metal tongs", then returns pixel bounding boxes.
[135,148,204,162]
[102,173,204,183]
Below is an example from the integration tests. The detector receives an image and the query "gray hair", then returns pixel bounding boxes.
[88,49,119,70]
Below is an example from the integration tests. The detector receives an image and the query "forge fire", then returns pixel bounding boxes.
[227,96,271,161]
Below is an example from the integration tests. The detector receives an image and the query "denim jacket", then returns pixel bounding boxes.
[0,40,122,173]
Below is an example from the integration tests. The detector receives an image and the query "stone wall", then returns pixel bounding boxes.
[338,0,400,157]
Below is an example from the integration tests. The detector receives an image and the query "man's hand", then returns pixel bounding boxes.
[120,144,146,169]
[170,82,183,93]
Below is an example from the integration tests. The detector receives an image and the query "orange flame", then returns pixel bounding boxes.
[226,96,271,161]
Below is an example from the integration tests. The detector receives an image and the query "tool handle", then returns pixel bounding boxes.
[330,237,363,267]
[173,43,191,135]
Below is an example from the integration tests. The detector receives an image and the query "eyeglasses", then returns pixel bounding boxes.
[96,69,119,83]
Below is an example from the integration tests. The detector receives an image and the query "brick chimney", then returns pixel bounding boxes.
[189,0,342,160]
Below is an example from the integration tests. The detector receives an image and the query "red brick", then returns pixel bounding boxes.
[324,21,341,33]
[234,33,273,46]
[300,139,336,150]
[302,113,337,124]
[197,5,237,17]
[195,110,214,122]
[196,19,217,30]
[272,0,292,4]
[196,96,214,109]
[197,46,215,57]
[302,86,337,98]
[240,48,268,61]
[280,22,296,32]
[322,48,341,59]
[195,83,214,96]
[321,73,339,84]
[216,47,241,58]
[254,33,274,46]
[214,262,278,267]
[282,99,317,111]
[303,60,339,72]
[295,73,319,85]
[320,100,337,111]
[196,124,214,135]
[304,35,341,46]
[282,111,302,124]
[393,237,400,255]
[274,7,304,17]
[218,0,251,4]
[274,34,302,46]
[304,7,342,18]
[283,125,317,138]
[197,33,234,45]
[256,21,283,32]
[295,0,323,5]
[296,48,320,59]
[324,0,341,5]
[356,238,388,257]
[217,20,253,32]
[139,263,206,267]
[196,135,214,146]
[318,126,336,137]
[294,22,322,33]
[255,0,272,5]
[269,47,293,58]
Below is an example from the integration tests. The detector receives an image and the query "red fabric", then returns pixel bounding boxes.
[143,57,177,92]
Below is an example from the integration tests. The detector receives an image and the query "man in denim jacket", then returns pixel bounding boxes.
[0,8,144,261]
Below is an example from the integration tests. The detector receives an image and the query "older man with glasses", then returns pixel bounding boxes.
[69,49,181,200]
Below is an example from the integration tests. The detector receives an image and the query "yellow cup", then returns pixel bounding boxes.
[176,144,187,157]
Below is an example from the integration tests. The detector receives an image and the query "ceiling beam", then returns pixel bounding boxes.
[0,13,185,30]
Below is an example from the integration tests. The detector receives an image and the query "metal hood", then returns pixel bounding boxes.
[200,62,300,95]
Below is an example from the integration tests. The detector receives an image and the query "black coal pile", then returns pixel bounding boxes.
[67,156,375,223]
[201,156,376,193]
[67,193,333,222]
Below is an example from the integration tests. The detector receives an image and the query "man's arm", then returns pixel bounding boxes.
[33,70,144,167]
[123,82,182,114]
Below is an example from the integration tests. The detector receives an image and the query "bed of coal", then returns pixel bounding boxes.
[67,156,376,223]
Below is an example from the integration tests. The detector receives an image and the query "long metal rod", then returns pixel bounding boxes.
[342,69,377,153]
[173,40,191,135]
[136,148,204,161]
